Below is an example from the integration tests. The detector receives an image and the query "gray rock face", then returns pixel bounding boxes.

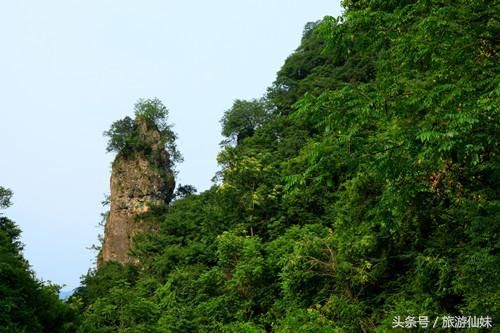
[100,118,174,266]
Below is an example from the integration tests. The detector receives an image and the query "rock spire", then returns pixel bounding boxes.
[100,116,175,265]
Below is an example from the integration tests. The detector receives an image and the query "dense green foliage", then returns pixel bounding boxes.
[221,99,270,144]
[104,98,182,166]
[0,187,76,332]
[72,0,498,331]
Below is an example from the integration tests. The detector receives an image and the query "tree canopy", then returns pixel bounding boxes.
[104,98,182,165]
[221,99,270,144]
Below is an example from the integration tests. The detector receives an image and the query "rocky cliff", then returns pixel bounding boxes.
[100,117,175,265]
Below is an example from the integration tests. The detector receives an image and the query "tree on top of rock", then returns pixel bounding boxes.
[104,98,182,166]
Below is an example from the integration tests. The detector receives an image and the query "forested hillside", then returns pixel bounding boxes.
[3,0,498,332]
[71,1,499,331]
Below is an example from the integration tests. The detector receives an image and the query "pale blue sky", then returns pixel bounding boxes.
[0,1,341,291]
